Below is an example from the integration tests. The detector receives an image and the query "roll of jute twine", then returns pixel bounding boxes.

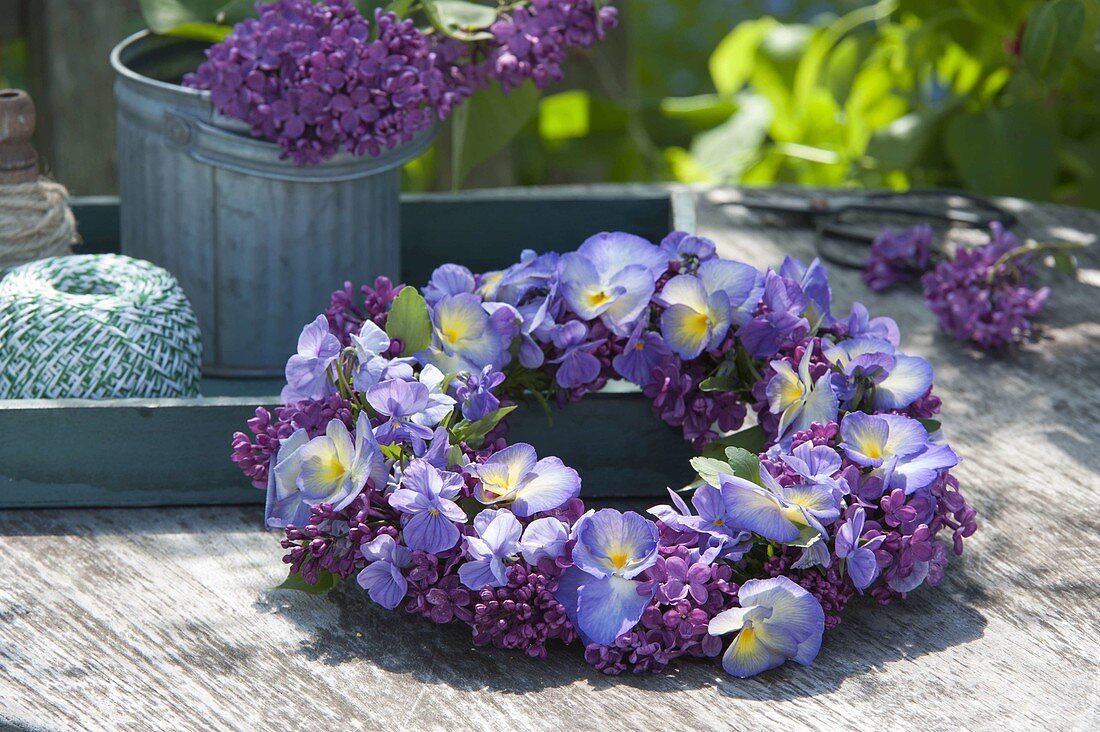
[0,89,78,270]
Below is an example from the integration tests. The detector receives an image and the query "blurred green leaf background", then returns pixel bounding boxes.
[2,0,1099,208]
[411,0,1100,211]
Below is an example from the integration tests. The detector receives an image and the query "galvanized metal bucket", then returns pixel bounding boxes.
[110,31,436,377]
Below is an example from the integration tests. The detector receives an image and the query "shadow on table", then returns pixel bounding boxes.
[258,568,988,699]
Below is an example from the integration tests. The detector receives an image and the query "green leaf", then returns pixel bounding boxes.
[688,93,772,183]
[384,0,415,18]
[943,101,1058,200]
[690,457,737,487]
[380,443,405,462]
[957,0,1029,33]
[698,374,738,392]
[709,18,778,95]
[385,287,433,356]
[918,418,942,434]
[701,425,767,459]
[422,0,496,41]
[1022,0,1087,83]
[163,22,232,42]
[274,570,341,594]
[723,446,763,486]
[451,80,540,187]
[1050,251,1079,275]
[539,91,591,141]
[139,0,247,34]
[451,405,517,446]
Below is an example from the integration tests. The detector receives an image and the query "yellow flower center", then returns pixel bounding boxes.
[634,341,646,351]
[587,290,612,308]
[686,311,711,339]
[319,455,346,484]
[441,326,461,345]
[609,550,629,570]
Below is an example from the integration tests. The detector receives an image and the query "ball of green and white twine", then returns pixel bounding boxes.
[0,254,202,399]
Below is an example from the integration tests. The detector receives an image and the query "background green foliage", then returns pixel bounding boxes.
[2,0,1098,207]
[422,0,1100,210]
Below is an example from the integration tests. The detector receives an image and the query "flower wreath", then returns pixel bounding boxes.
[232,231,977,678]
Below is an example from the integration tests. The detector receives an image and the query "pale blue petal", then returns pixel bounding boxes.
[879,413,930,458]
[707,605,756,636]
[559,253,609,319]
[519,517,570,565]
[478,510,523,555]
[792,628,822,665]
[602,265,657,335]
[891,443,959,493]
[720,478,800,543]
[871,354,934,410]
[511,457,581,517]
[458,558,504,590]
[698,258,759,311]
[887,560,930,593]
[720,628,787,678]
[738,576,825,644]
[577,231,666,280]
[402,510,460,553]
[576,575,655,645]
[840,412,891,467]
[661,303,712,360]
[656,274,709,311]
[847,547,880,590]
[356,561,407,610]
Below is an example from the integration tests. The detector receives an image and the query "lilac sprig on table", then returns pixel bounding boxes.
[184,0,617,165]
[863,222,1082,349]
[234,229,976,679]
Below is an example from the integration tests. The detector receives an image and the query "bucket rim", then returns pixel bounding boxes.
[110,30,210,102]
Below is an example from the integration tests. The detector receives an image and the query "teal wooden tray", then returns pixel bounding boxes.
[0,189,697,508]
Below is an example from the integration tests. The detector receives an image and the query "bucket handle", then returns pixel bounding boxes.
[161,110,436,183]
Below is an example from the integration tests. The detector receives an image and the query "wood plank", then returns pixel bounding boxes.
[25,0,142,195]
[1,185,1098,729]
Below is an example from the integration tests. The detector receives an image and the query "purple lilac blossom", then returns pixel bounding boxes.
[186,3,442,165]
[488,0,618,93]
[863,224,934,292]
[921,224,1049,349]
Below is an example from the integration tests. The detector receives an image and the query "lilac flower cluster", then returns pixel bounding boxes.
[921,225,1050,349]
[488,0,619,92]
[863,224,934,292]
[861,222,1057,349]
[236,227,975,681]
[184,0,617,164]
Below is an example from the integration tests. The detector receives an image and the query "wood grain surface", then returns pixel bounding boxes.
[1,186,1098,731]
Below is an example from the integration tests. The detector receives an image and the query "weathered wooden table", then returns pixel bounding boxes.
[2,186,1098,731]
